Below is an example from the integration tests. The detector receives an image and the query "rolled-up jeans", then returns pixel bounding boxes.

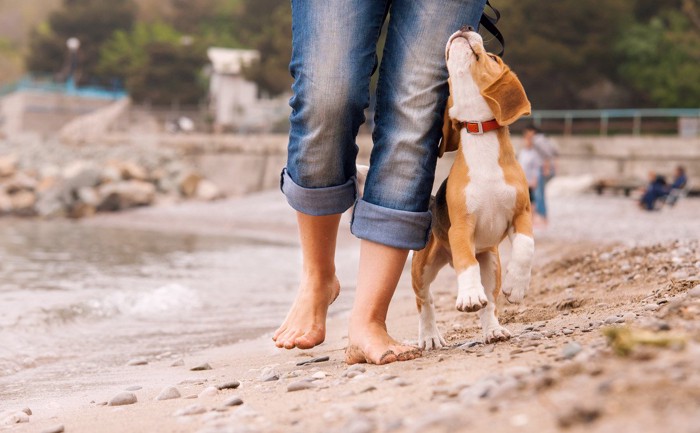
[281,0,486,250]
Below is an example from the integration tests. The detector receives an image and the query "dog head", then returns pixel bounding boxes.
[440,29,531,156]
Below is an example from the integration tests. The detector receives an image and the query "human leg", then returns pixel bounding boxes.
[276,0,388,349]
[347,0,487,363]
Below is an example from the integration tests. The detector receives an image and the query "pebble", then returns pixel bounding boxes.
[222,396,244,407]
[340,415,376,433]
[198,386,219,398]
[556,403,602,428]
[21,407,31,416]
[644,304,660,311]
[40,425,65,433]
[562,342,583,360]
[688,285,700,298]
[354,402,377,412]
[623,312,636,322]
[126,358,148,366]
[3,411,29,424]
[260,367,280,382]
[170,359,185,367]
[345,370,363,379]
[184,394,198,399]
[604,315,624,324]
[125,385,142,391]
[562,328,574,335]
[174,404,207,416]
[311,371,327,380]
[520,331,544,340]
[108,392,138,406]
[190,362,212,371]
[156,386,181,401]
[296,355,330,366]
[344,365,367,376]
[216,381,240,390]
[288,381,316,392]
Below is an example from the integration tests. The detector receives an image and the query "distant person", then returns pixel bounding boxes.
[524,124,557,224]
[665,165,688,207]
[639,171,667,211]
[517,131,543,220]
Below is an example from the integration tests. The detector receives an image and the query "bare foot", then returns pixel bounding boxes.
[345,320,422,365]
[272,274,340,349]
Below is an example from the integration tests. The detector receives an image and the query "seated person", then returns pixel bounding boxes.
[639,171,667,211]
[665,165,688,206]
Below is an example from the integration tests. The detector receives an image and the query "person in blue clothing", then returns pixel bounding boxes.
[665,165,688,207]
[639,171,668,211]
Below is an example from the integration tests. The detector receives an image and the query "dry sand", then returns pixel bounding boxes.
[2,190,700,433]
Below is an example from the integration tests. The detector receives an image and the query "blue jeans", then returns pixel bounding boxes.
[281,0,486,250]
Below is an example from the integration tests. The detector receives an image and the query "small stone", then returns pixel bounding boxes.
[562,342,583,360]
[311,371,327,380]
[296,356,330,366]
[604,315,624,324]
[223,396,243,407]
[688,285,700,298]
[340,416,376,433]
[3,411,29,424]
[174,404,207,416]
[345,370,362,379]
[190,362,212,371]
[156,387,181,401]
[344,365,366,377]
[260,367,280,382]
[170,359,185,367]
[108,392,137,406]
[556,404,602,428]
[288,381,316,392]
[198,386,218,398]
[520,331,544,340]
[562,328,574,335]
[184,394,198,399]
[354,402,377,412]
[21,407,32,416]
[643,304,660,312]
[40,425,65,433]
[622,312,636,322]
[360,386,377,393]
[216,381,240,390]
[125,385,142,391]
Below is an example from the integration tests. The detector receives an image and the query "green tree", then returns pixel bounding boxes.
[99,22,206,104]
[26,0,136,84]
[616,10,700,107]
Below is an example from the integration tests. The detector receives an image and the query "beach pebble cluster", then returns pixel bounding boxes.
[0,152,221,219]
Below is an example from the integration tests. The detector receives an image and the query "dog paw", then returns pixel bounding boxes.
[502,273,529,304]
[418,326,446,350]
[455,291,488,312]
[483,326,511,343]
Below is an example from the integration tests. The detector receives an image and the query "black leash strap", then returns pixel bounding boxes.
[480,0,505,57]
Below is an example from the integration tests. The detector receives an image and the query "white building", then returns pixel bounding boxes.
[207,47,290,133]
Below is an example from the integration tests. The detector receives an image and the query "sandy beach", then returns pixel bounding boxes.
[2,188,700,433]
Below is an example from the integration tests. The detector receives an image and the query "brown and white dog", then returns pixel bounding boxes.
[411,29,534,349]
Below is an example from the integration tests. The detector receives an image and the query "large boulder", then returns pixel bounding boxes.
[97,181,156,211]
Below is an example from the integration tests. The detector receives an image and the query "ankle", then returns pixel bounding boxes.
[302,265,337,283]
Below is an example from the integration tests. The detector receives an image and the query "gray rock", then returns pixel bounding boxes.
[108,392,138,406]
[156,387,181,401]
[3,411,29,424]
[40,425,65,433]
[216,380,240,390]
[124,385,142,391]
[174,404,207,416]
[604,315,624,324]
[190,362,212,371]
[198,386,219,398]
[562,342,583,360]
[260,366,280,382]
[340,415,376,433]
[222,396,244,407]
[287,381,316,392]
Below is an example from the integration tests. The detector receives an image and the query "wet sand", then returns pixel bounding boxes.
[2,190,700,433]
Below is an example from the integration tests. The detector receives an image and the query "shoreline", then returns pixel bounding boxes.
[2,191,700,432]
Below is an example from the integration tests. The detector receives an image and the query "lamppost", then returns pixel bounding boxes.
[66,37,80,92]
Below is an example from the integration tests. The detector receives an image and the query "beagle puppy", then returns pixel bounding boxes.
[411,29,534,348]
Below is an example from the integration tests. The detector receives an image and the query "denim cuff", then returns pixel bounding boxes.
[280,168,357,216]
[351,199,432,250]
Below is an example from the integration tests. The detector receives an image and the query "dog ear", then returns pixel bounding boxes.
[439,87,460,157]
[473,54,531,126]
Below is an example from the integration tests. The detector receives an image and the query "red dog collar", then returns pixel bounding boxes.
[458,119,501,135]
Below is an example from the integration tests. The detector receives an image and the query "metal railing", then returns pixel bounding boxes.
[522,108,700,136]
